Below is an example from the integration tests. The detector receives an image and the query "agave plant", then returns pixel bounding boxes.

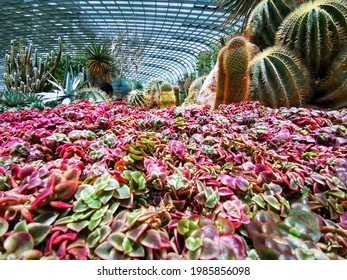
[86,44,113,87]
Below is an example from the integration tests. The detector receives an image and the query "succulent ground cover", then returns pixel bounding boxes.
[0,100,347,260]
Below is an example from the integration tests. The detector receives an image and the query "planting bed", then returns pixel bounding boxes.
[0,100,347,260]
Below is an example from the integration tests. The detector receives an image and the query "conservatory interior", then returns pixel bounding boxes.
[0,0,347,260]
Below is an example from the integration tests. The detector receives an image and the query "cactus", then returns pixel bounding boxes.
[112,77,130,100]
[74,87,108,103]
[144,78,165,108]
[126,90,146,107]
[275,0,347,77]
[215,36,251,108]
[4,37,62,93]
[182,76,207,106]
[159,82,176,109]
[173,85,181,106]
[315,45,347,109]
[246,0,304,49]
[249,46,310,108]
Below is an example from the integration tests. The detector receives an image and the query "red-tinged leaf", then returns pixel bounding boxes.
[201,225,219,243]
[67,221,89,232]
[126,223,148,242]
[67,247,89,260]
[0,196,20,205]
[31,189,53,209]
[46,172,65,191]
[63,167,81,181]
[94,242,115,260]
[218,187,234,196]
[18,165,36,180]
[21,208,34,223]
[45,231,59,254]
[140,229,162,249]
[108,232,126,251]
[54,180,81,200]
[57,239,68,259]
[200,237,220,260]
[19,249,43,260]
[49,201,73,209]
[53,233,78,245]
[4,231,34,257]
[219,235,246,260]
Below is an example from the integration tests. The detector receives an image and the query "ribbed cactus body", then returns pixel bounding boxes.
[316,45,347,109]
[159,82,176,109]
[275,0,347,76]
[173,85,180,106]
[4,38,62,93]
[249,46,310,108]
[215,36,251,108]
[126,89,146,107]
[247,0,303,49]
[75,87,108,103]
[182,76,207,106]
[144,79,165,108]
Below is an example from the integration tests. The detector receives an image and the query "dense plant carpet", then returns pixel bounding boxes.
[0,100,346,260]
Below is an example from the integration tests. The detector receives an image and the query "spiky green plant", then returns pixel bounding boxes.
[4,37,62,93]
[315,45,347,109]
[144,79,165,108]
[126,90,146,107]
[246,0,304,49]
[0,91,45,112]
[275,0,347,77]
[249,46,310,108]
[86,44,113,87]
[215,36,251,108]
[74,87,108,103]
[160,82,176,109]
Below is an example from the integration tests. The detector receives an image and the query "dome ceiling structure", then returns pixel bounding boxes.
[0,0,236,84]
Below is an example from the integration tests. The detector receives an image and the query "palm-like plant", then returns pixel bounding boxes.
[214,0,262,30]
[86,44,113,86]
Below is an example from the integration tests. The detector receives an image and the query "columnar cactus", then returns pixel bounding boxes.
[159,82,176,109]
[144,78,165,108]
[316,45,347,109]
[182,76,206,106]
[247,0,303,49]
[275,0,347,76]
[172,85,181,106]
[249,46,310,108]
[215,36,251,109]
[126,89,146,107]
[4,37,62,93]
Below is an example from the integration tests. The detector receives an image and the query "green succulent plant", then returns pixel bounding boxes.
[275,0,347,77]
[112,77,130,100]
[315,45,347,109]
[74,87,108,103]
[246,0,304,49]
[126,90,146,107]
[182,76,207,106]
[249,46,311,108]
[160,82,176,109]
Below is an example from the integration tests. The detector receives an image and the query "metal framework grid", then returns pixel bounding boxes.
[0,0,235,84]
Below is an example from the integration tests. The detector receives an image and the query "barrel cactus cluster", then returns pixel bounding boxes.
[216,0,347,110]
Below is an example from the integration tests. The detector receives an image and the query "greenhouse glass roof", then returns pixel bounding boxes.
[0,0,237,84]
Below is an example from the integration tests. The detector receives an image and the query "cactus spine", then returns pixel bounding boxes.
[275,0,347,77]
[316,45,347,109]
[247,0,304,49]
[126,89,146,107]
[4,37,62,93]
[215,36,251,108]
[144,79,165,108]
[249,46,310,108]
[159,82,176,109]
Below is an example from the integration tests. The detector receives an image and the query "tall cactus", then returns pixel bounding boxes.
[182,75,207,106]
[4,37,62,93]
[246,0,304,49]
[249,46,310,108]
[144,78,165,108]
[159,82,176,109]
[315,45,347,109]
[173,85,181,106]
[275,0,347,77]
[215,36,251,108]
